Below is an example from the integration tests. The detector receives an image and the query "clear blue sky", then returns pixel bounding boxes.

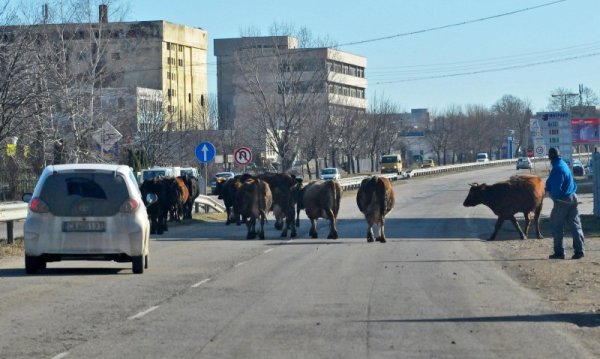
[128,0,600,113]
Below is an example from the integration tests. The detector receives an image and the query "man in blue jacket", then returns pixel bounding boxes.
[545,147,585,259]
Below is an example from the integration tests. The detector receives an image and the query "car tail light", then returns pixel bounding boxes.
[120,198,140,213]
[29,197,49,213]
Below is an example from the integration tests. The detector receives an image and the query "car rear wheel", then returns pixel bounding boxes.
[132,255,144,274]
[25,255,41,274]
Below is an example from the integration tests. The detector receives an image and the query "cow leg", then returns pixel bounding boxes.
[288,210,297,238]
[309,218,318,238]
[259,213,266,240]
[509,215,526,240]
[327,209,338,240]
[523,211,532,238]
[534,204,544,239]
[246,217,256,240]
[488,217,505,240]
[377,218,387,243]
[274,216,283,231]
[296,208,301,227]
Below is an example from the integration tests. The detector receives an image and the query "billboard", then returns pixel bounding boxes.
[572,118,599,144]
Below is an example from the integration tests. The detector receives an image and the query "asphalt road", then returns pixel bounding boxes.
[0,166,597,358]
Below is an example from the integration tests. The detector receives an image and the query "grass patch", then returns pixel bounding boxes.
[0,238,24,259]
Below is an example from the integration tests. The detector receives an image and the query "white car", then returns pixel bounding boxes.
[320,168,341,180]
[22,164,152,274]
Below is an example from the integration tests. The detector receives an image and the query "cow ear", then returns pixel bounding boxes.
[469,182,479,187]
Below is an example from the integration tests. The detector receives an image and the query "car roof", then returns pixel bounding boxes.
[215,172,234,176]
[45,163,132,174]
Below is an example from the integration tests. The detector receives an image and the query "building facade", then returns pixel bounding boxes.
[4,13,209,137]
[214,36,367,161]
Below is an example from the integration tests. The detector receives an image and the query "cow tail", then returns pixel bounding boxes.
[331,181,341,217]
[377,178,387,215]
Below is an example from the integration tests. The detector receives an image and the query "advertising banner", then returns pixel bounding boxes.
[572,118,599,143]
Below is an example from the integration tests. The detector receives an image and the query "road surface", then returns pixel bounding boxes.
[0,165,597,358]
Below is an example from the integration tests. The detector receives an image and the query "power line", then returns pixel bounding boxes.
[372,51,600,84]
[336,0,568,47]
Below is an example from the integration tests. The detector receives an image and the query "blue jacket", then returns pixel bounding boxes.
[545,157,577,200]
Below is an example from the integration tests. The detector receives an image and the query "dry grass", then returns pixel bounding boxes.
[0,238,24,258]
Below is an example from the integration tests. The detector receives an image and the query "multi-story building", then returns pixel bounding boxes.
[3,5,209,137]
[214,36,367,161]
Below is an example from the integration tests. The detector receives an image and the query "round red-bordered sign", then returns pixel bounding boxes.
[234,147,253,165]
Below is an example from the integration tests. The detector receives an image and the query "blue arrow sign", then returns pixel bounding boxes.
[195,141,216,163]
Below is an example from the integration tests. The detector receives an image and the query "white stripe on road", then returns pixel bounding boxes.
[191,278,211,288]
[235,261,246,267]
[128,305,160,320]
[52,352,69,359]
[263,248,274,254]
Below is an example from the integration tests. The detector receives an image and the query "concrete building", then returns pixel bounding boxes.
[4,6,209,137]
[214,36,367,161]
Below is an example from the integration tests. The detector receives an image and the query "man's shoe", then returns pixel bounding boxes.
[548,253,565,259]
[572,253,585,260]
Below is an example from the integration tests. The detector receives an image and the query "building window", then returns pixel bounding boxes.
[200,95,205,107]
[118,98,125,108]
[112,52,120,60]
[188,93,192,103]
[178,59,184,66]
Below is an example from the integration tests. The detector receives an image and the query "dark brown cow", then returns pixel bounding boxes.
[256,172,302,238]
[356,176,395,243]
[298,180,342,239]
[234,177,273,240]
[214,175,243,225]
[463,175,544,240]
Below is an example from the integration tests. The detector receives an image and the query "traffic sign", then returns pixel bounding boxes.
[535,145,546,156]
[234,147,253,165]
[195,141,216,163]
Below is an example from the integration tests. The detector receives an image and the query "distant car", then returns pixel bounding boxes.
[476,153,490,163]
[210,171,236,194]
[572,160,585,176]
[21,164,152,274]
[516,157,532,170]
[320,168,341,181]
[421,159,435,168]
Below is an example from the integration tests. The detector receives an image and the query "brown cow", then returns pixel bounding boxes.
[463,175,544,240]
[356,176,395,243]
[172,176,190,222]
[298,180,342,239]
[234,177,273,240]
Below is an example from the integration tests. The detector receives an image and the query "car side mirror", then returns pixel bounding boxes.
[22,193,32,203]
[145,193,158,205]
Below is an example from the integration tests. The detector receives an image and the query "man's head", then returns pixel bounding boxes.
[548,147,559,160]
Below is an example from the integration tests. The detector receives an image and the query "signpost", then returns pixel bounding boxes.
[92,122,122,156]
[195,141,216,195]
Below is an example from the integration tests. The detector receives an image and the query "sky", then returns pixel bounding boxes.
[127,0,600,113]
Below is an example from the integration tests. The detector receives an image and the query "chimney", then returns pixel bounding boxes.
[99,4,108,23]
[42,3,48,24]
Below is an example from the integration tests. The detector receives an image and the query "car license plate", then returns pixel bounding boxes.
[62,221,106,232]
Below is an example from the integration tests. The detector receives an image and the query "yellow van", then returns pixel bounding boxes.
[380,154,403,174]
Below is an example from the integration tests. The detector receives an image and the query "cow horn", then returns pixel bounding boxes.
[469,182,478,187]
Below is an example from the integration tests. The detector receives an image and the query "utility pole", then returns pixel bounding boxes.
[551,92,578,111]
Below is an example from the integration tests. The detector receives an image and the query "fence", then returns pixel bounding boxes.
[0,172,38,201]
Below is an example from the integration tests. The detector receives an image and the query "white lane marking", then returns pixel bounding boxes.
[263,248,274,254]
[191,278,211,288]
[286,239,294,243]
[235,261,246,267]
[52,352,69,359]
[128,305,160,320]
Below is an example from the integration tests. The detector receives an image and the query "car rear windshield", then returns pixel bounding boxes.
[39,172,130,216]
[321,169,337,174]
[142,170,167,181]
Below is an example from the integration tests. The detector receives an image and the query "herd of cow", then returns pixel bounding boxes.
[139,170,545,242]
[138,171,396,242]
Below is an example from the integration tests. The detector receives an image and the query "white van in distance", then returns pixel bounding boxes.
[476,153,490,163]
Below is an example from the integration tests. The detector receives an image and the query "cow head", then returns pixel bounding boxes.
[463,183,487,207]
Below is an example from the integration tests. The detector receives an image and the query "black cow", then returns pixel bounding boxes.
[140,177,173,235]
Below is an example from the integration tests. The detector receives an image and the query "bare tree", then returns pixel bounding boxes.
[492,95,532,156]
[365,94,400,171]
